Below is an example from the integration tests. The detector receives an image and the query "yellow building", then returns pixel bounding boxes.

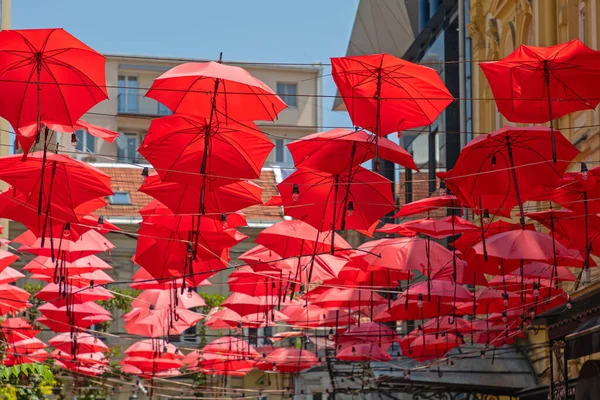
[468,0,599,163]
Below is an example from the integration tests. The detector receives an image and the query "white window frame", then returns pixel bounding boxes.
[276,82,298,108]
[74,129,96,159]
[274,138,293,167]
[118,74,139,113]
[117,132,140,163]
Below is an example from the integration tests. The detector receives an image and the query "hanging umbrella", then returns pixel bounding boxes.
[36,315,111,333]
[221,292,281,316]
[23,255,112,275]
[123,308,203,338]
[0,284,30,316]
[203,336,259,358]
[383,216,479,239]
[422,317,473,335]
[443,127,579,228]
[341,322,398,348]
[374,297,457,322]
[131,289,206,310]
[480,38,600,162]
[256,347,319,373]
[34,283,113,305]
[287,128,417,174]
[393,194,460,218]
[452,220,534,253]
[49,333,108,354]
[140,174,263,215]
[146,59,286,122]
[255,220,352,258]
[510,262,576,282]
[278,166,395,232]
[431,260,489,287]
[140,114,273,184]
[311,287,386,309]
[124,339,183,360]
[336,343,392,362]
[30,269,114,288]
[0,267,22,285]
[0,318,39,340]
[331,53,453,136]
[0,28,107,152]
[0,250,18,274]
[0,152,113,218]
[16,230,115,262]
[129,268,211,290]
[121,356,184,373]
[37,302,111,332]
[400,332,461,362]
[282,304,357,329]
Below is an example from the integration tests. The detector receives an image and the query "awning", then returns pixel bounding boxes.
[566,316,600,360]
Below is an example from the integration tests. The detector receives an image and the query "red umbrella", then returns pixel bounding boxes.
[123,308,203,338]
[205,308,287,329]
[393,195,459,218]
[203,336,259,358]
[129,268,211,290]
[52,350,109,366]
[443,127,579,227]
[0,28,107,146]
[510,262,576,282]
[432,260,489,287]
[331,53,453,136]
[422,317,473,335]
[140,174,263,215]
[0,284,30,315]
[404,280,473,303]
[140,114,273,184]
[23,255,112,275]
[16,230,115,262]
[31,270,114,288]
[146,60,286,122]
[239,245,297,273]
[359,237,454,275]
[0,318,39,341]
[0,268,23,285]
[278,167,395,232]
[0,152,112,213]
[49,333,108,354]
[452,220,533,253]
[221,292,281,316]
[400,332,461,362]
[256,347,319,373]
[37,302,111,332]
[287,128,417,174]
[374,297,456,322]
[471,230,583,266]
[255,220,352,258]
[341,322,398,347]
[480,39,600,162]
[0,250,18,274]
[311,287,386,309]
[121,356,184,374]
[124,339,183,360]
[336,343,392,362]
[131,289,206,310]
[387,216,479,239]
[34,283,113,305]
[282,304,357,328]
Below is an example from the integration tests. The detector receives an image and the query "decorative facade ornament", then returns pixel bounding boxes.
[486,18,501,59]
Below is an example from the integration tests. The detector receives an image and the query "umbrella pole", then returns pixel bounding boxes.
[330,176,340,255]
[548,205,558,297]
[339,143,357,234]
[505,135,526,229]
[37,127,49,216]
[374,68,382,172]
[583,191,590,283]
[543,61,557,164]
[426,237,431,301]
[478,197,488,261]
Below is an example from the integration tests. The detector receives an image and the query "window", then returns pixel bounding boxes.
[118,75,138,113]
[107,192,131,205]
[157,102,171,116]
[579,1,586,43]
[274,138,293,167]
[74,129,95,154]
[117,132,139,162]
[276,82,297,107]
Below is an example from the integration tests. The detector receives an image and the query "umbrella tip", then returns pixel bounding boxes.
[218,52,223,63]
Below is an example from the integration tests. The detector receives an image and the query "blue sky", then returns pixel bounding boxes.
[12,0,358,128]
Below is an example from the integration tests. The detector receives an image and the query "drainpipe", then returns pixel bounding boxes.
[419,0,430,31]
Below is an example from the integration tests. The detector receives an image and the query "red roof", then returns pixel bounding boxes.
[96,166,283,223]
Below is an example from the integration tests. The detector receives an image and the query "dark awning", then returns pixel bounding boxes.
[566,316,600,360]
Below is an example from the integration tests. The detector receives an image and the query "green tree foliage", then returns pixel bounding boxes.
[0,363,56,400]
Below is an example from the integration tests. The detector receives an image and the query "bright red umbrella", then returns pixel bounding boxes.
[0,267,24,285]
[121,356,184,373]
[131,289,206,310]
[0,284,30,316]
[129,268,211,290]
[0,152,112,213]
[34,283,113,305]
[203,336,259,358]
[221,292,281,316]
[140,174,263,215]
[255,220,352,258]
[123,308,203,338]
[0,28,107,147]
[16,230,115,262]
[400,332,461,362]
[393,194,459,218]
[36,315,111,333]
[287,128,417,174]
[256,348,319,373]
[282,304,357,328]
[146,60,286,122]
[31,270,114,288]
[0,318,39,341]
[278,167,395,231]
[49,333,108,354]
[387,216,479,239]
[336,343,392,362]
[124,339,183,360]
[422,317,473,335]
[331,53,453,135]
[23,255,112,275]
[452,220,533,253]
[374,298,456,322]
[0,250,18,274]
[37,302,111,331]
[311,287,386,309]
[404,280,473,303]
[140,114,273,184]
[443,127,579,227]
[480,39,600,161]
[509,262,576,282]
[432,260,489,287]
[341,322,398,348]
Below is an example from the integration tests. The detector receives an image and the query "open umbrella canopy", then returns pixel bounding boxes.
[0,267,21,285]
[34,283,113,305]
[16,229,115,262]
[287,128,417,174]
[0,318,39,341]
[331,53,453,135]
[278,167,395,231]
[140,114,273,184]
[146,60,287,121]
[124,339,183,360]
[255,220,352,258]
[480,38,600,123]
[443,127,579,213]
[393,195,460,218]
[336,343,392,362]
[387,216,479,239]
[129,268,211,290]
[203,336,259,358]
[49,333,108,354]
[140,174,263,215]
[123,308,203,338]
[256,347,319,373]
[131,289,206,310]
[0,152,113,212]
[37,302,112,331]
[400,332,461,362]
[0,28,107,136]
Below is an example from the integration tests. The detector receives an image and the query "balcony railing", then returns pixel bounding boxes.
[117,93,172,117]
